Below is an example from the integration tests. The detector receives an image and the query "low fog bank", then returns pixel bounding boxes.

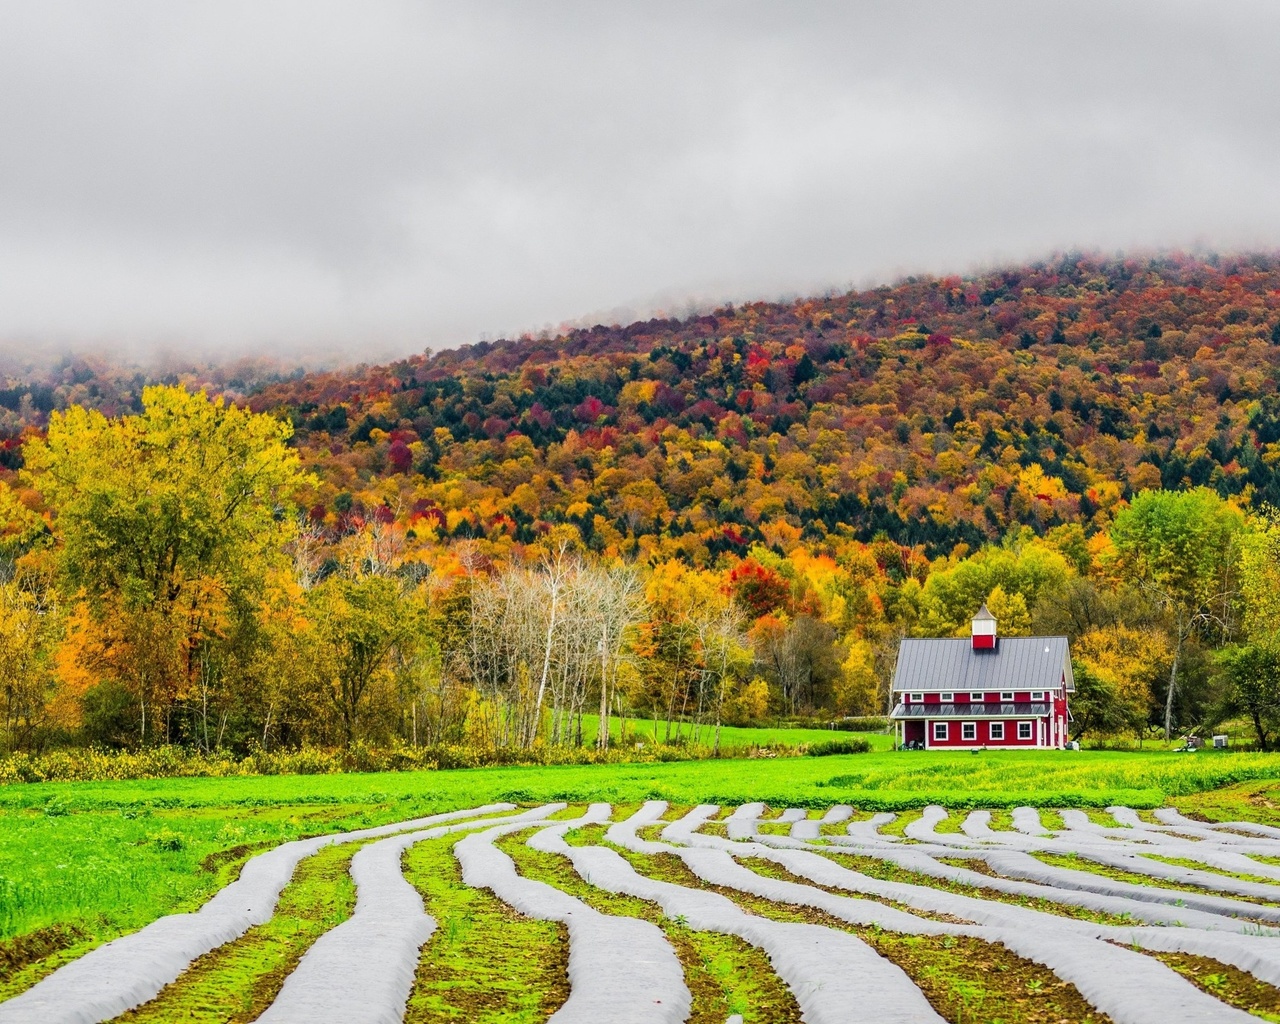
[2,4,1278,360]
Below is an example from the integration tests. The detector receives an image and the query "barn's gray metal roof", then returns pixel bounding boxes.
[892,637,1072,693]
[890,702,1050,719]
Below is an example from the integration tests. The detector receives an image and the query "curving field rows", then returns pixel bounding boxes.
[8,802,1280,1023]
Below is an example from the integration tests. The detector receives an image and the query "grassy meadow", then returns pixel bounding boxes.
[8,746,1280,965]
[579,714,895,751]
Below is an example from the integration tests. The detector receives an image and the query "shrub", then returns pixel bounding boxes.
[148,828,186,852]
[834,717,890,732]
[0,737,810,784]
[806,738,872,757]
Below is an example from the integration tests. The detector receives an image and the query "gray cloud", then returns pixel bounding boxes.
[0,1,1277,361]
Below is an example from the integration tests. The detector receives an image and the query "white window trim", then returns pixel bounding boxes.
[933,721,949,741]
[940,691,954,702]
[1030,690,1045,701]
[970,692,984,701]
[909,692,923,703]
[961,722,977,741]
[989,722,1005,740]
[1017,721,1033,740]
[1000,691,1014,701]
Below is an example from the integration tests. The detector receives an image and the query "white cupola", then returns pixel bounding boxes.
[971,603,997,649]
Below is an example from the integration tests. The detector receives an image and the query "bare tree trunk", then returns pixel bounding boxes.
[597,640,610,751]
[529,569,562,748]
[1164,623,1182,741]
[664,659,678,743]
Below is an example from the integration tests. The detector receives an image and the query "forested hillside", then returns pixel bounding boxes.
[5,252,1280,560]
[4,252,1280,758]
[248,251,1280,560]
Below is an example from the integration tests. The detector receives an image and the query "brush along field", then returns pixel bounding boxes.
[9,752,1280,1022]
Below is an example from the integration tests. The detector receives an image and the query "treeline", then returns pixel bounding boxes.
[6,386,1280,756]
[0,388,771,755]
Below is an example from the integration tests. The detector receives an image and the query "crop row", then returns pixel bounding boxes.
[10,798,1280,1022]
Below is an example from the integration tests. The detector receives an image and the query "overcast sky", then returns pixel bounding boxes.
[1,1,1277,364]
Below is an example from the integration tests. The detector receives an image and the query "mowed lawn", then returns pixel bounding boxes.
[6,747,1280,969]
[577,714,895,751]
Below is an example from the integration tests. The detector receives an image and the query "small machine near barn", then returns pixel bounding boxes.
[889,604,1072,750]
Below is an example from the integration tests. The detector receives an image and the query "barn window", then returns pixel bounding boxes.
[909,692,923,703]
[940,692,954,702]
[962,722,977,741]
[1000,691,1014,701]
[970,692,984,702]
[933,722,948,741]
[1017,721,1033,740]
[1030,690,1045,701]
[989,722,1004,740]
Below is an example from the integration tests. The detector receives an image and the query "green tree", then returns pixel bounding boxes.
[917,536,1072,637]
[309,573,417,746]
[1110,488,1245,740]
[1067,660,1127,741]
[1214,645,1280,751]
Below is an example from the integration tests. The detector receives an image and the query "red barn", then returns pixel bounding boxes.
[889,605,1072,750]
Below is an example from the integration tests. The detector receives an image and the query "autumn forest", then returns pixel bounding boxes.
[4,252,1280,758]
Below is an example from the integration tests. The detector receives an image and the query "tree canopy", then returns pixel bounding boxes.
[3,253,1280,752]
[24,385,305,610]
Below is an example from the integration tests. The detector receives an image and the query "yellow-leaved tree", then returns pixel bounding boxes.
[305,572,421,748]
[984,585,1032,636]
[23,386,310,746]
[0,580,60,752]
[835,638,880,716]
[1072,626,1171,739]
[0,480,59,752]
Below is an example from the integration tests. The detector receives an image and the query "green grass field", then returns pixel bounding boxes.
[7,746,1280,994]
[11,748,1280,1022]
[0,749,1272,929]
[577,714,896,751]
